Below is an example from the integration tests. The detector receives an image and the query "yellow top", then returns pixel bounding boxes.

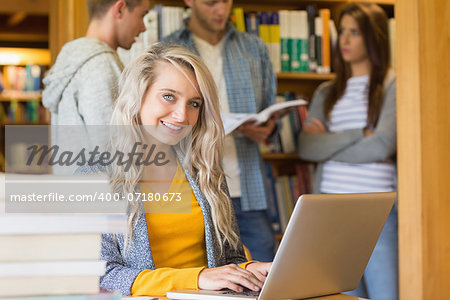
[131,161,253,296]
[131,161,206,296]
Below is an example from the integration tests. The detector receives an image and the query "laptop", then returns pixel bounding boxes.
[167,192,396,300]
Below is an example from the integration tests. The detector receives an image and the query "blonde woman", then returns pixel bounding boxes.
[78,43,271,296]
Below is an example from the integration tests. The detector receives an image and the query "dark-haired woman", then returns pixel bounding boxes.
[298,3,397,300]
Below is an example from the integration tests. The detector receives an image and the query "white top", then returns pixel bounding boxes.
[321,75,396,193]
[193,34,241,197]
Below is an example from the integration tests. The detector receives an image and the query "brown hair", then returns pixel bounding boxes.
[324,3,390,127]
[87,0,144,20]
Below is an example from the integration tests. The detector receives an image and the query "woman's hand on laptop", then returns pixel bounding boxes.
[198,264,264,292]
[246,262,272,282]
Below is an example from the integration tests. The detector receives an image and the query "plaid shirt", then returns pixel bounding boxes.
[162,20,277,211]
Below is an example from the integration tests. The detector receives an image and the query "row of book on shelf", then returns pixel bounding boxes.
[231,6,336,74]
[264,162,313,233]
[260,92,314,233]
[0,64,48,124]
[0,173,125,299]
[121,5,395,74]
[229,7,395,72]
[122,5,336,74]
[0,100,49,124]
[0,65,44,93]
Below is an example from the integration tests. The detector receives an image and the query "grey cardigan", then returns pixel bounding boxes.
[298,71,397,193]
[77,153,246,296]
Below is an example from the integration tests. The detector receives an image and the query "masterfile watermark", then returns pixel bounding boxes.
[26,142,170,172]
[3,125,194,213]
[5,125,193,173]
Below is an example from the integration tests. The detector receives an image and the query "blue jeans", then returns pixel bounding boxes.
[345,202,399,300]
[231,197,276,262]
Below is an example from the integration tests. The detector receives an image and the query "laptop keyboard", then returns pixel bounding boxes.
[220,289,260,297]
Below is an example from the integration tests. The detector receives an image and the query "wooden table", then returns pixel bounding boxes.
[123,294,368,300]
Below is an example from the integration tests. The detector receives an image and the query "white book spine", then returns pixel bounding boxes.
[298,11,308,39]
[0,214,127,234]
[290,11,297,40]
[315,16,323,36]
[0,260,106,277]
[329,19,338,53]
[279,10,289,39]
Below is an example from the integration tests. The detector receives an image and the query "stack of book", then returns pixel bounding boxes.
[0,291,121,300]
[0,214,126,299]
[0,175,126,299]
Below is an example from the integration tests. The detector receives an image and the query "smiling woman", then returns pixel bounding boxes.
[77,43,272,296]
[139,60,203,145]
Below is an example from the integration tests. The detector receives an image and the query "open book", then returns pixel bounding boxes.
[221,99,308,135]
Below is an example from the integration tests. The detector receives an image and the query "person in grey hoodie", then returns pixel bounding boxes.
[42,0,149,160]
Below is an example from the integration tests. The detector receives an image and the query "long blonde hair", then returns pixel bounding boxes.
[110,43,240,252]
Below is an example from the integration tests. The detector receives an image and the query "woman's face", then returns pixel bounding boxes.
[339,14,369,66]
[139,61,203,145]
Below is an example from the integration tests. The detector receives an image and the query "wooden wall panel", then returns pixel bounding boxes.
[396,0,422,296]
[49,0,89,65]
[419,0,450,297]
[0,0,50,15]
[397,0,450,299]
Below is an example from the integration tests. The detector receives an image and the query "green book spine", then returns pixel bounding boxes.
[28,100,40,123]
[290,38,301,72]
[280,38,290,72]
[299,38,309,72]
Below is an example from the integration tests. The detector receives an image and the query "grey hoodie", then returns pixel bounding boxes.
[43,37,124,126]
[42,37,124,174]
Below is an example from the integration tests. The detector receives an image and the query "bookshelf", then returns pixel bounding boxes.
[0,91,41,102]
[0,47,50,172]
[276,72,335,80]
[149,0,394,99]
[153,0,395,7]
[149,0,395,237]
[0,48,50,125]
